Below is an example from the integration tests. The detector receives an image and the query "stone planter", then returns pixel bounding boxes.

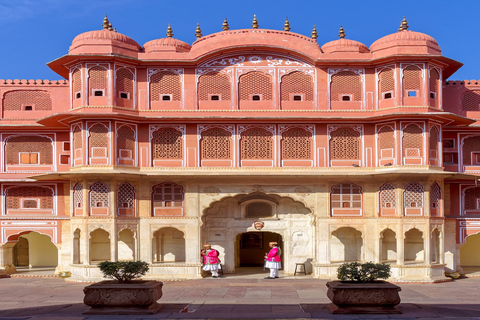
[326,280,401,314]
[83,280,163,314]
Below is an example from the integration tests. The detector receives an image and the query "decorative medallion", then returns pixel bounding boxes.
[253,221,265,230]
[295,187,311,197]
[204,187,220,196]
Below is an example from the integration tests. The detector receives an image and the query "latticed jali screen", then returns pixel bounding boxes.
[331,71,361,101]
[331,183,362,208]
[429,69,439,96]
[429,127,439,155]
[238,72,272,100]
[73,183,83,208]
[117,182,135,208]
[90,181,109,208]
[404,182,423,207]
[462,90,480,111]
[379,69,395,97]
[117,126,135,158]
[152,128,183,159]
[465,187,480,210]
[116,68,134,101]
[198,72,231,100]
[330,128,360,160]
[403,66,421,91]
[379,183,396,208]
[150,71,181,101]
[281,128,312,159]
[402,124,423,157]
[280,71,314,101]
[201,128,231,159]
[88,66,108,94]
[6,136,53,165]
[152,183,183,207]
[246,202,273,218]
[462,136,480,165]
[6,186,53,209]
[71,69,82,96]
[89,124,109,158]
[430,182,441,208]
[240,128,273,160]
[378,126,395,158]
[73,126,82,154]
[3,90,52,110]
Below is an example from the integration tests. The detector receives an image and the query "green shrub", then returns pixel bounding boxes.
[98,261,149,283]
[337,262,391,282]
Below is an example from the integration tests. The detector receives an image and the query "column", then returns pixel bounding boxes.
[397,231,405,265]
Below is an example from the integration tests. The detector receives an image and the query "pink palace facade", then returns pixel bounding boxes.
[0,16,479,281]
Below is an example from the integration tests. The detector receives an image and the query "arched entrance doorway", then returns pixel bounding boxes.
[9,231,58,274]
[460,232,480,275]
[236,232,283,268]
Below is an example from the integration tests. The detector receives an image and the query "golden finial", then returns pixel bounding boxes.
[398,16,409,31]
[166,24,173,37]
[108,23,113,31]
[114,28,117,32]
[252,15,259,29]
[311,25,318,40]
[284,18,291,31]
[339,26,346,39]
[222,18,229,31]
[102,15,110,29]
[195,23,202,39]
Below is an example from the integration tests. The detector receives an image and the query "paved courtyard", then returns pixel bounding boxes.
[0,271,480,319]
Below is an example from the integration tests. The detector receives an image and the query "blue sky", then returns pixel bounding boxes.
[0,0,477,80]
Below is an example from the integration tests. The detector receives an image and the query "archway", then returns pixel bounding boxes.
[460,232,480,274]
[236,231,283,267]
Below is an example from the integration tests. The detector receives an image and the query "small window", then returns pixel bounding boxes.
[93,90,104,97]
[252,95,261,101]
[341,95,351,101]
[293,95,302,101]
[407,90,417,97]
[63,142,71,152]
[121,202,130,208]
[210,95,220,101]
[96,201,104,207]
[75,92,81,99]
[161,95,171,101]
[342,202,350,208]
[20,152,39,164]
[443,139,455,149]
[431,202,438,208]
[76,202,82,208]
[410,202,417,207]
[22,199,39,209]
[119,92,129,99]
[385,202,392,208]
[60,154,70,165]
[383,92,392,99]
[443,153,454,163]
[430,92,436,99]
[24,106,33,111]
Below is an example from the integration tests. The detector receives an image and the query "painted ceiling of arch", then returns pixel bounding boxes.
[198,53,313,68]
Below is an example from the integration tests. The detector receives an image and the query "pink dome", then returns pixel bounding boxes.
[69,29,141,56]
[370,30,441,57]
[144,37,191,53]
[321,38,369,54]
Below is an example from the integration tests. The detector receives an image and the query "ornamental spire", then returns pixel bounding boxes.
[398,16,409,31]
[311,25,318,40]
[166,24,173,38]
[284,18,291,31]
[222,18,229,31]
[339,26,346,39]
[102,15,110,29]
[195,23,202,39]
[252,15,259,29]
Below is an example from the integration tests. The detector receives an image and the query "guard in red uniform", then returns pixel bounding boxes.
[264,241,281,279]
[201,244,221,278]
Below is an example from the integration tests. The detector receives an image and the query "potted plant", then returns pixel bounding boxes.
[83,261,163,315]
[326,262,401,314]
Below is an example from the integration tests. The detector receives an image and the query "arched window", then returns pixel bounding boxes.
[150,71,181,104]
[5,135,53,165]
[331,71,362,102]
[245,202,273,218]
[377,125,395,165]
[430,182,441,216]
[281,128,312,160]
[331,183,363,216]
[3,90,52,111]
[71,69,82,102]
[429,68,440,107]
[198,72,231,101]
[116,125,135,165]
[116,68,134,108]
[152,182,184,216]
[200,128,231,160]
[379,68,395,102]
[88,124,109,164]
[461,90,480,111]
[404,182,424,216]
[117,182,135,216]
[73,182,83,216]
[403,65,422,100]
[5,186,54,210]
[462,136,480,167]
[429,126,440,165]
[379,183,396,216]
[240,128,273,162]
[152,128,183,160]
[238,71,273,101]
[464,186,480,211]
[280,71,314,102]
[88,66,108,98]
[402,124,423,164]
[330,128,360,166]
[89,181,109,215]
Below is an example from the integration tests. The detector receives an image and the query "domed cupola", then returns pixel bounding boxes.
[321,26,370,54]
[143,24,191,53]
[69,16,141,57]
[370,17,441,58]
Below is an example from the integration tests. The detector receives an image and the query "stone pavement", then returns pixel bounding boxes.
[0,272,480,320]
